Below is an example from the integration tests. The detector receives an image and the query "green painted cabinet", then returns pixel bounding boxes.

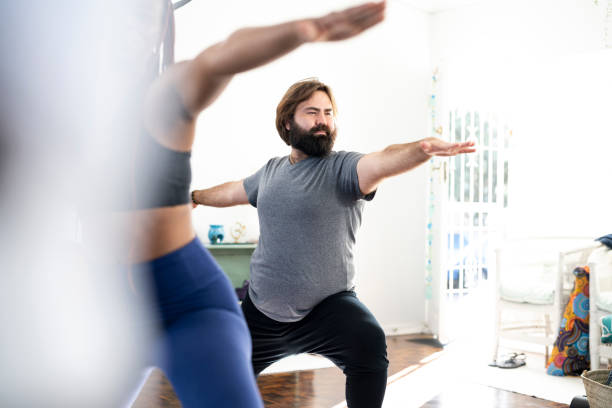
[205,243,256,288]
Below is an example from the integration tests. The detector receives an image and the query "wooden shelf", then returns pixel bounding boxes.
[205,243,257,249]
[205,243,256,288]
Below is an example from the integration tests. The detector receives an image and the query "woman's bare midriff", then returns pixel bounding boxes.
[127,205,195,263]
[85,205,195,264]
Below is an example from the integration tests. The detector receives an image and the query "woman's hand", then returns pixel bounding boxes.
[301,1,386,42]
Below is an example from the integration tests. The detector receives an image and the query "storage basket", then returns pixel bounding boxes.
[581,369,612,408]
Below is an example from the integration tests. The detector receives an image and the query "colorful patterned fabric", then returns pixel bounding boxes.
[602,315,612,344]
[547,266,590,376]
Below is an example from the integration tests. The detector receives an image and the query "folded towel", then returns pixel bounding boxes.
[596,234,612,250]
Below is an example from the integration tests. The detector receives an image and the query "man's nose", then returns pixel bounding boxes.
[314,113,325,125]
[314,112,330,127]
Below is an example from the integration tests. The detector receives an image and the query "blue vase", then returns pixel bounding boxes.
[208,224,225,244]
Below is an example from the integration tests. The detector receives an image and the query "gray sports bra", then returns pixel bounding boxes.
[130,133,191,209]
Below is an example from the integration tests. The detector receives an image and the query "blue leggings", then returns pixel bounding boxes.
[132,237,262,408]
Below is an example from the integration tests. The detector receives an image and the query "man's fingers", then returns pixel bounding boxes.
[422,138,476,157]
[456,148,477,155]
[455,141,475,148]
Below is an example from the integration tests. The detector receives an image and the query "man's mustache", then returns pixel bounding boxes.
[309,124,331,136]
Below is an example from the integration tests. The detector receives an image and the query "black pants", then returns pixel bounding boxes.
[241,291,389,408]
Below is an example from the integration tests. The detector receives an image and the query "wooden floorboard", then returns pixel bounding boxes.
[421,383,570,408]
[132,334,570,407]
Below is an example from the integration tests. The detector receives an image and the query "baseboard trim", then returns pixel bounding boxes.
[383,323,428,336]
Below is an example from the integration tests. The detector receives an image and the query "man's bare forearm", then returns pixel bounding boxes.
[375,139,431,178]
[357,138,431,194]
[357,136,475,194]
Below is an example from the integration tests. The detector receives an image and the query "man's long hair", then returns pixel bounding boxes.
[275,78,338,145]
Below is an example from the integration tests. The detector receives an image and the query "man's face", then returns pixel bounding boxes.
[286,91,337,157]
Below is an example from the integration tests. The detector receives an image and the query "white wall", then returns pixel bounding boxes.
[430,0,611,238]
[431,0,606,62]
[175,0,431,332]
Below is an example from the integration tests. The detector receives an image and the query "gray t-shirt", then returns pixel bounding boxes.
[243,151,375,322]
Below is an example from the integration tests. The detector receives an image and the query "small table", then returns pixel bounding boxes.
[205,243,256,288]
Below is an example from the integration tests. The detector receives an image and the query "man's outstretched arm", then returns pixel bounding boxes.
[191,180,249,208]
[356,137,476,195]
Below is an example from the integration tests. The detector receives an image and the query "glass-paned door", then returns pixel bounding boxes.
[427,109,510,344]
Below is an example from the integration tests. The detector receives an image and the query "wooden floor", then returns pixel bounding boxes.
[420,383,569,408]
[132,334,569,408]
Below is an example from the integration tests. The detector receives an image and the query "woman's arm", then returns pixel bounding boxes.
[144,1,386,151]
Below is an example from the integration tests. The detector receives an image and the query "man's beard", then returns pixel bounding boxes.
[288,119,336,157]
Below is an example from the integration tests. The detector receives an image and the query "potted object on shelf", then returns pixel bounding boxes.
[208,224,225,244]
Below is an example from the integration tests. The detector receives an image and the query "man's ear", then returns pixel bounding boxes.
[285,121,291,131]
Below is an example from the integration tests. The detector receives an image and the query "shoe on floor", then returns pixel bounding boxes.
[490,352,526,369]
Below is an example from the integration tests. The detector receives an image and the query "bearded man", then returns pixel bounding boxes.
[191,78,475,408]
